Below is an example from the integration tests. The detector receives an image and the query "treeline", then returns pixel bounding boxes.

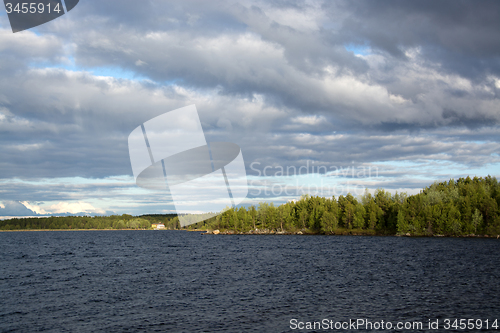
[191,176,500,236]
[2,176,499,236]
[0,214,180,231]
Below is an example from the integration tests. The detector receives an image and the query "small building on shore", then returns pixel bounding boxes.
[151,223,165,230]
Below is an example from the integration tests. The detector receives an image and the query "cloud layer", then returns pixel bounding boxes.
[0,0,499,215]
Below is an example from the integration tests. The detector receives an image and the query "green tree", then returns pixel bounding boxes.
[353,202,366,229]
[320,211,338,233]
[396,208,408,234]
[447,204,462,235]
[472,208,483,234]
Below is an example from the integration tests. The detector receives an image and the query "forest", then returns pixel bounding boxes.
[1,176,499,236]
[0,214,179,231]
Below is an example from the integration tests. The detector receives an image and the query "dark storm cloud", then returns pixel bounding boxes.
[41,0,498,129]
[335,0,500,78]
[65,2,368,117]
[64,0,246,34]
[240,127,500,174]
[0,64,193,179]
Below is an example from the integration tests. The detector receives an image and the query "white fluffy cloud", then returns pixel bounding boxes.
[48,202,106,215]
[20,201,48,215]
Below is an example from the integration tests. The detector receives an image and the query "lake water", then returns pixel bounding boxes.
[1,231,499,332]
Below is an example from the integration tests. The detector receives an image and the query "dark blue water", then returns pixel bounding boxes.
[0,231,499,332]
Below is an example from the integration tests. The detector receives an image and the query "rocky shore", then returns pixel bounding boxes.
[201,229,499,238]
[203,228,303,235]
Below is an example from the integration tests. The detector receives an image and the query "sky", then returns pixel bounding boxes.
[0,0,499,218]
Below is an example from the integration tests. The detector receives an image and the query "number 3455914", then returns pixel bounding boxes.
[5,2,62,14]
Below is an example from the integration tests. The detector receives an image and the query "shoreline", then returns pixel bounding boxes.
[201,229,500,238]
[2,228,498,238]
[0,228,155,232]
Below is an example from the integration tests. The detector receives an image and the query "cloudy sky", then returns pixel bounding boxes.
[0,0,499,218]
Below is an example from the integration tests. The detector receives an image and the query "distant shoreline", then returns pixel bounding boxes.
[0,228,158,232]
